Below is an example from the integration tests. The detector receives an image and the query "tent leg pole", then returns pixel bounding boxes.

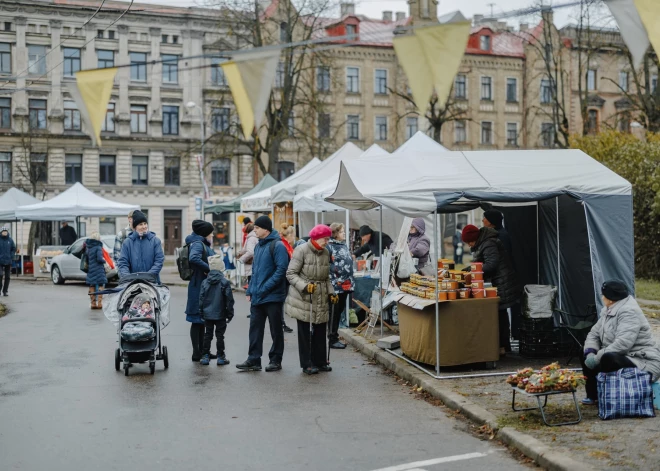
[379,206,384,337]
[556,197,561,310]
[20,219,24,276]
[314,212,318,226]
[345,209,350,329]
[434,209,440,376]
[537,203,540,284]
[321,212,324,225]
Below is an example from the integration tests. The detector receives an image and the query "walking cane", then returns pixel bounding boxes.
[308,289,315,371]
[327,300,335,364]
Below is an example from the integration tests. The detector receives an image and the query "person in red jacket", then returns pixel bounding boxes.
[241,217,252,247]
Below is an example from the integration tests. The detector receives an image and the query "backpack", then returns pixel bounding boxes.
[176,241,208,281]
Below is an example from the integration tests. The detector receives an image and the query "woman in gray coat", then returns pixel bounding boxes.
[582,280,660,405]
[285,224,337,375]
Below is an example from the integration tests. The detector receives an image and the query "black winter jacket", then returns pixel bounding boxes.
[471,227,521,309]
[199,270,235,322]
[354,231,394,258]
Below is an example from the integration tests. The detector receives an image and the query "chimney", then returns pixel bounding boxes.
[474,14,484,25]
[541,6,554,26]
[383,11,392,22]
[520,23,528,32]
[340,3,355,16]
[396,11,406,21]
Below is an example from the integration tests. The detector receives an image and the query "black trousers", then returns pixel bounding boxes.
[190,323,205,358]
[510,303,522,340]
[328,292,349,344]
[498,308,511,351]
[0,264,10,294]
[582,352,636,400]
[203,319,227,355]
[247,302,284,365]
[297,320,327,369]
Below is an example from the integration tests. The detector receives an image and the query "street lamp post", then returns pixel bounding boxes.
[187,101,206,220]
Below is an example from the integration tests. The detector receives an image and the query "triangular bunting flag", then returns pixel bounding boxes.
[392,34,434,112]
[222,50,280,139]
[67,68,117,147]
[632,0,660,65]
[605,0,650,68]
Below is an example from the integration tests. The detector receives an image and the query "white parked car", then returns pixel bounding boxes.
[50,236,118,285]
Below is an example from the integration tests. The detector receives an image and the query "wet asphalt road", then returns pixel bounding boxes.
[0,281,528,471]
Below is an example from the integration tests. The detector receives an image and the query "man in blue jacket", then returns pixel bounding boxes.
[0,226,16,296]
[117,211,165,284]
[236,215,289,372]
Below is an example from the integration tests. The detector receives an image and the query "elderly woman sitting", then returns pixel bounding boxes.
[581,280,660,405]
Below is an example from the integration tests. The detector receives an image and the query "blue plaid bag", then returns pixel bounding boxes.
[597,368,655,420]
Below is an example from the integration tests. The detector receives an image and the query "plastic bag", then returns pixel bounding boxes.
[121,321,155,341]
[397,248,416,279]
[522,285,557,319]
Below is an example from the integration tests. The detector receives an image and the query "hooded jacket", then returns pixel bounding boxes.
[0,230,16,266]
[246,230,289,305]
[199,270,235,322]
[185,233,215,323]
[407,218,431,268]
[85,238,107,286]
[117,230,165,283]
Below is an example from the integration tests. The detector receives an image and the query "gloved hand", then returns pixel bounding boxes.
[585,353,598,370]
[306,283,316,294]
[330,294,339,304]
[226,314,234,324]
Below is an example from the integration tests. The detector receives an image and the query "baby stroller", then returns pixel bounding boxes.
[102,273,171,376]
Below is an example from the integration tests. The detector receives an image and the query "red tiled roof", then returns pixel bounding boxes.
[466,26,525,58]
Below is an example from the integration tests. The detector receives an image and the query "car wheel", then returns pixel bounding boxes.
[51,265,65,285]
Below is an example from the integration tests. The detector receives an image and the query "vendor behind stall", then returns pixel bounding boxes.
[353,225,393,260]
[408,218,431,274]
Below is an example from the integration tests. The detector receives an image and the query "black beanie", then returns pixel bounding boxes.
[359,225,373,237]
[602,280,629,302]
[243,217,252,225]
[192,220,214,237]
[254,215,273,232]
[131,210,147,229]
[483,210,504,228]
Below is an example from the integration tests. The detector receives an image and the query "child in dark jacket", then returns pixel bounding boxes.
[199,255,235,366]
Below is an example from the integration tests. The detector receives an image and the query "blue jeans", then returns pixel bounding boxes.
[247,302,284,365]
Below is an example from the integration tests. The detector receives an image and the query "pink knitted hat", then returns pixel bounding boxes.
[309,224,332,240]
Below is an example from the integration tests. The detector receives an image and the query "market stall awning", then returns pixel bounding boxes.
[15,183,140,220]
[205,174,278,214]
[241,157,321,212]
[0,188,40,220]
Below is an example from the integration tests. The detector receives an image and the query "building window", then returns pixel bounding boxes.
[63,47,81,77]
[108,30,115,40]
[97,29,104,39]
[587,69,597,91]
[99,155,116,184]
[541,123,554,148]
[541,78,552,104]
[481,77,492,101]
[347,115,359,140]
[406,116,418,139]
[162,105,179,135]
[0,98,10,129]
[97,49,114,69]
[619,71,629,92]
[161,34,168,44]
[318,113,330,138]
[455,120,467,143]
[164,157,180,186]
[211,57,227,86]
[587,109,599,135]
[280,22,290,43]
[4,23,11,32]
[375,116,387,141]
[480,35,491,51]
[102,103,115,132]
[63,100,81,131]
[277,161,295,181]
[0,152,10,183]
[130,52,147,81]
[162,54,178,84]
[287,112,295,136]
[65,155,82,184]
[211,159,230,186]
[28,45,47,75]
[506,123,518,146]
[455,74,467,99]
[619,113,631,133]
[172,35,178,44]
[132,156,148,185]
[481,122,493,145]
[275,61,285,89]
[375,69,388,95]
[317,66,330,92]
[346,24,357,40]
[0,43,11,73]
[506,78,517,102]
[346,67,359,93]
[130,105,147,133]
[30,153,47,183]
[29,99,47,130]
[212,107,230,132]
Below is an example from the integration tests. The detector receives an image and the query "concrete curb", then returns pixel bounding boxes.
[339,328,596,471]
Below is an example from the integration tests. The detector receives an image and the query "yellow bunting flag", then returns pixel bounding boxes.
[221,50,280,139]
[604,0,649,68]
[67,68,118,147]
[632,0,660,62]
[392,34,434,113]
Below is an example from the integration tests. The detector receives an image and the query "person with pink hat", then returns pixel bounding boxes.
[285,224,339,375]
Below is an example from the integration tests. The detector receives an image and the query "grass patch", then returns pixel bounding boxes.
[636,278,660,302]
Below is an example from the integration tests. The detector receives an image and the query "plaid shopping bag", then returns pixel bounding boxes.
[597,368,655,420]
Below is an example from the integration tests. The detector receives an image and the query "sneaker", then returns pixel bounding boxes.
[3,292,7,296]
[581,398,598,406]
[200,354,210,366]
[209,353,218,360]
[217,355,230,366]
[302,366,319,375]
[283,324,293,333]
[265,362,281,372]
[317,365,332,372]
[329,341,346,349]
[236,360,262,371]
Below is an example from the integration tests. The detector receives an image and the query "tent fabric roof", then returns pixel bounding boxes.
[0,188,40,220]
[241,157,321,212]
[15,183,140,220]
[205,174,278,214]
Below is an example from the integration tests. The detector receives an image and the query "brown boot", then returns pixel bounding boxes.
[89,286,96,309]
[96,286,104,310]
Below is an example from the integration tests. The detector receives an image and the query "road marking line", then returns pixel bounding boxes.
[369,452,489,471]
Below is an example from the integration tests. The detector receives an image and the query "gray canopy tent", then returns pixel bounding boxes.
[205,174,278,215]
[0,188,41,274]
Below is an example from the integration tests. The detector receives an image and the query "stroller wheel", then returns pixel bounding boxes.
[163,346,169,369]
[149,362,155,375]
[115,349,120,371]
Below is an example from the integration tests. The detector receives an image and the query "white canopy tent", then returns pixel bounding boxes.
[0,188,40,220]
